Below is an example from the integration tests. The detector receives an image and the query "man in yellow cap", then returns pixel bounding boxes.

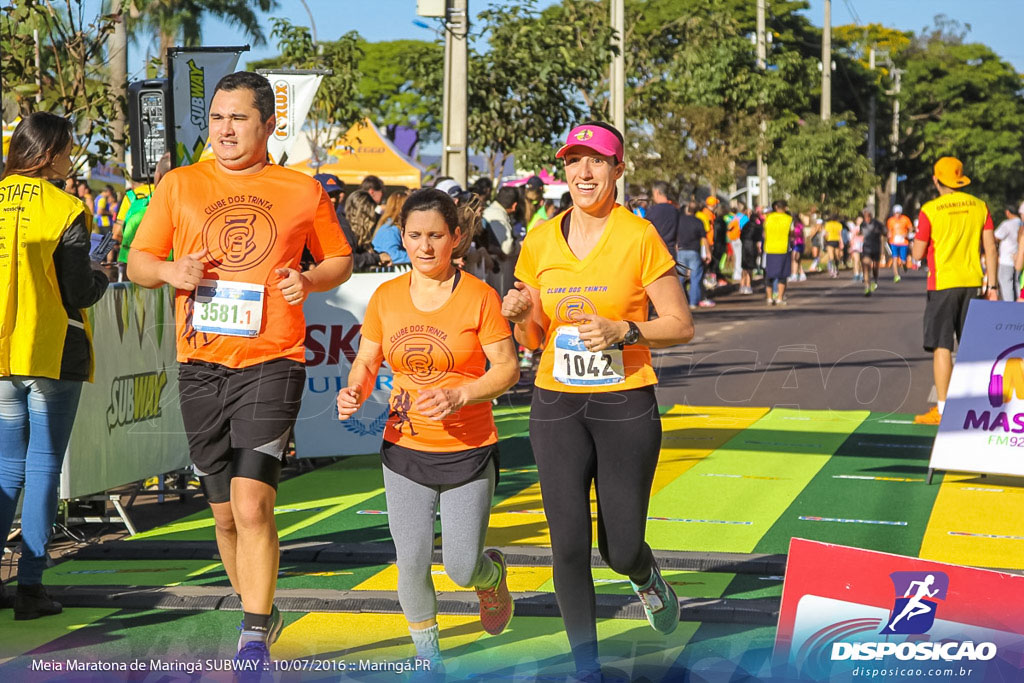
[912,157,997,425]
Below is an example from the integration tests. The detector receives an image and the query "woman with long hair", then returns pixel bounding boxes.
[502,121,694,680]
[337,189,520,674]
[0,112,109,619]
[371,190,411,266]
[344,189,389,271]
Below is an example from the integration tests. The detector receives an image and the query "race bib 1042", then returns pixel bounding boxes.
[552,326,625,387]
[192,279,264,338]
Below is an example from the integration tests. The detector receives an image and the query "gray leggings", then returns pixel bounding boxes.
[383,461,496,623]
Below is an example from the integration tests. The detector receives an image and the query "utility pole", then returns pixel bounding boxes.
[820,0,831,120]
[610,0,625,199]
[867,47,876,212]
[756,0,769,209]
[888,67,902,207]
[108,0,128,168]
[441,0,468,187]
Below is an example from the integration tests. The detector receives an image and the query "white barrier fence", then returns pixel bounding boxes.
[59,273,402,499]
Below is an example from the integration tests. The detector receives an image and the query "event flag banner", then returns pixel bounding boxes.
[928,300,1024,479]
[61,284,189,500]
[167,46,247,167]
[256,69,324,165]
[774,538,1024,682]
[295,270,405,458]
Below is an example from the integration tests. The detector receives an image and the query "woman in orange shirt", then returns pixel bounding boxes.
[503,121,694,680]
[337,189,520,673]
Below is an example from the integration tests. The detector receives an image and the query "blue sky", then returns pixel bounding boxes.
[102,0,1023,79]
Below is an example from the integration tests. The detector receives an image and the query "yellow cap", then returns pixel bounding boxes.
[933,156,970,188]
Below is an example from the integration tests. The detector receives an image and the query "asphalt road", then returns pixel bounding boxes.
[654,267,935,414]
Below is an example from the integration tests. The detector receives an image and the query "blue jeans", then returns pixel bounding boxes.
[0,377,82,585]
[677,250,704,307]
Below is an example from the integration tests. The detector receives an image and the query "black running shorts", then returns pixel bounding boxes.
[178,358,305,499]
[923,287,980,352]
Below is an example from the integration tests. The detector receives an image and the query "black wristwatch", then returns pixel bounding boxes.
[622,321,641,345]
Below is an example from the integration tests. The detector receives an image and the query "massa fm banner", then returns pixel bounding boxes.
[929,300,1024,478]
[167,46,247,167]
[774,538,1024,682]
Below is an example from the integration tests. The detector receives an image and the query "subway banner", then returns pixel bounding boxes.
[929,300,1024,478]
[61,284,189,500]
[295,271,403,458]
[774,538,1024,682]
[167,46,247,167]
[256,69,324,165]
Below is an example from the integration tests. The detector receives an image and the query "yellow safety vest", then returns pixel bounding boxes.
[0,174,93,380]
[764,212,793,254]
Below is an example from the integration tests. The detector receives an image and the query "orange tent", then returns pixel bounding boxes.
[287,119,422,188]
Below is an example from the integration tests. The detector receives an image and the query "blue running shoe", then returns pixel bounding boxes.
[234,640,270,682]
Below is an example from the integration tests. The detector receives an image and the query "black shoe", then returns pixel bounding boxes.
[14,584,63,620]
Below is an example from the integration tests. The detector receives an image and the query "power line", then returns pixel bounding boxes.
[842,0,862,26]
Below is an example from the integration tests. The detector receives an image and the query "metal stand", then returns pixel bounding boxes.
[63,494,139,536]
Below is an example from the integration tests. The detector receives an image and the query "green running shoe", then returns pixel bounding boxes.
[630,562,679,635]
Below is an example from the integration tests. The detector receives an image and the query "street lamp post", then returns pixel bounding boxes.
[441,0,468,187]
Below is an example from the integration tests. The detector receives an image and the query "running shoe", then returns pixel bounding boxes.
[776,298,788,306]
[698,299,716,308]
[914,406,942,425]
[894,275,902,283]
[476,549,514,635]
[233,641,270,682]
[631,562,679,635]
[870,282,878,292]
[767,297,776,306]
[864,286,872,297]
[237,605,283,651]
[798,272,807,282]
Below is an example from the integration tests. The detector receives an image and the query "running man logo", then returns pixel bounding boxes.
[106,371,169,433]
[574,128,594,142]
[273,80,289,141]
[880,571,948,635]
[187,59,206,126]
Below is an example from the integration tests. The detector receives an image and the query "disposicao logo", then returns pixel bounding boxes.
[831,571,997,663]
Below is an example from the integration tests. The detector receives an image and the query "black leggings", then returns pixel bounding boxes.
[529,385,662,670]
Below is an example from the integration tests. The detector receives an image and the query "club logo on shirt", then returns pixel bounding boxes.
[389,331,455,386]
[555,295,598,324]
[202,203,278,272]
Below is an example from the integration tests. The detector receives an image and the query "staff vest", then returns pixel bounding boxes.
[0,174,93,380]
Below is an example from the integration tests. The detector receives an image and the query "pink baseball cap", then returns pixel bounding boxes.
[556,123,624,162]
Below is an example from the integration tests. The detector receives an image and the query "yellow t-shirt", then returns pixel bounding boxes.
[117,184,154,223]
[824,220,843,242]
[514,205,676,394]
[916,191,993,291]
[764,212,793,254]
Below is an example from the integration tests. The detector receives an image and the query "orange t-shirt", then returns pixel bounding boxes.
[514,205,676,394]
[360,271,511,452]
[887,214,913,245]
[132,160,351,368]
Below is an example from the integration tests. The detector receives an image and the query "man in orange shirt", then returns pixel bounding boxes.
[887,204,913,282]
[912,157,997,425]
[128,72,353,665]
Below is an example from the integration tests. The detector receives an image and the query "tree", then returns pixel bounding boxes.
[249,18,363,170]
[1,0,122,170]
[771,117,875,216]
[128,0,278,70]
[897,21,1024,210]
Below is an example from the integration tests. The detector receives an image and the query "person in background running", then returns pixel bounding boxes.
[504,120,693,681]
[764,200,794,305]
[912,157,997,424]
[887,204,913,283]
[861,209,885,296]
[0,112,109,620]
[993,205,1020,302]
[728,203,749,284]
[824,215,844,279]
[788,216,807,283]
[338,189,519,675]
[372,190,412,267]
[128,71,354,668]
[740,206,763,295]
[848,215,864,282]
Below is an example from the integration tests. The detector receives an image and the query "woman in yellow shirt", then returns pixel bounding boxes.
[503,121,694,680]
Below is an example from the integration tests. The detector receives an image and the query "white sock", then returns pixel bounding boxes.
[938,401,945,414]
[409,624,441,660]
